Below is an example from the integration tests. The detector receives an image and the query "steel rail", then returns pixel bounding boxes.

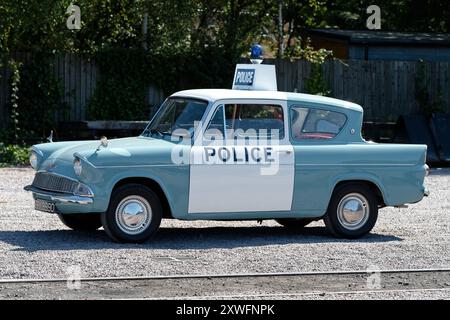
[150,287,450,300]
[0,267,449,284]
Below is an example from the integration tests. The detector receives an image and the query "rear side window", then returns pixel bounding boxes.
[291,106,346,140]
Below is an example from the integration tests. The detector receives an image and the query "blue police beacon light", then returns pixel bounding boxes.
[250,44,263,64]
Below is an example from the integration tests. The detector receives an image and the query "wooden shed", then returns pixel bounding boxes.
[304,29,450,61]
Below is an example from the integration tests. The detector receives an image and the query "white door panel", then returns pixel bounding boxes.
[188,99,295,214]
[188,145,294,213]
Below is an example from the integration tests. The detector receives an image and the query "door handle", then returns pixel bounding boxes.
[277,150,292,154]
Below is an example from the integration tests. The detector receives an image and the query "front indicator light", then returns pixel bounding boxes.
[74,183,94,198]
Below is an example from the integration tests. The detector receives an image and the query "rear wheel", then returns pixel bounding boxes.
[58,213,102,231]
[275,218,315,229]
[324,183,378,238]
[101,184,162,243]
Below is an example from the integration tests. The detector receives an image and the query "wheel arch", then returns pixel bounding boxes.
[112,177,173,218]
[331,177,387,207]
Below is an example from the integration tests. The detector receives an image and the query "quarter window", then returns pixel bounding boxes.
[291,106,346,140]
[205,105,225,140]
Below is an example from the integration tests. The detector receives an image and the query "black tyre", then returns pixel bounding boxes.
[101,184,162,243]
[58,213,102,231]
[275,218,314,229]
[324,183,378,238]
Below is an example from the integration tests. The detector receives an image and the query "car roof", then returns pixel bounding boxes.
[171,89,363,112]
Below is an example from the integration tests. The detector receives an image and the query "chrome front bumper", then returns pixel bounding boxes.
[24,185,94,205]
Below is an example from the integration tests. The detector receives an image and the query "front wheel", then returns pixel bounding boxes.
[58,213,102,231]
[323,183,378,239]
[101,184,162,243]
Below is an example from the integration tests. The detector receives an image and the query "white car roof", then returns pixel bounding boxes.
[171,89,363,112]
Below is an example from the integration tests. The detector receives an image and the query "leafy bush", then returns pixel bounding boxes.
[415,60,446,117]
[15,53,68,140]
[284,37,332,97]
[304,63,332,96]
[0,143,30,167]
[284,37,332,64]
[87,49,150,120]
[1,53,67,144]
[87,47,235,121]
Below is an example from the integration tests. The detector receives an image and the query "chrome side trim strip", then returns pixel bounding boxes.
[295,163,416,167]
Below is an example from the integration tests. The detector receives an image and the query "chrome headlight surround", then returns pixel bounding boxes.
[73,157,82,177]
[29,152,38,169]
[29,147,43,170]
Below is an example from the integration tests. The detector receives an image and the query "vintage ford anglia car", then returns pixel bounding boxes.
[25,86,429,242]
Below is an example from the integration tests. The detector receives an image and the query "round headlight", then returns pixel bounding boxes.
[29,152,38,169]
[73,158,82,176]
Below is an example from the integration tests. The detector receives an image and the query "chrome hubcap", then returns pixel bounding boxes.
[115,196,152,235]
[337,193,369,230]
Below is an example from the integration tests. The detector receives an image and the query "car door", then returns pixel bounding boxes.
[188,99,295,213]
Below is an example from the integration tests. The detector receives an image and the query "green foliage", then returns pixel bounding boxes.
[0,143,30,167]
[282,0,329,48]
[8,60,21,143]
[8,0,448,131]
[415,60,446,117]
[284,37,332,96]
[87,46,236,120]
[304,63,332,96]
[15,53,67,141]
[0,0,70,54]
[284,37,332,63]
[0,53,67,144]
[88,49,148,120]
[2,0,269,123]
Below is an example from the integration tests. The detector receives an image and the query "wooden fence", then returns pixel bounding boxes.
[0,53,165,127]
[49,54,164,121]
[1,55,449,128]
[272,59,450,121]
[0,64,11,129]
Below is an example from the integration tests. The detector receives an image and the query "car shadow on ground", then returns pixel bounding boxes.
[428,168,450,176]
[0,226,402,252]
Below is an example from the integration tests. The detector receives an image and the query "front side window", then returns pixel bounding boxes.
[205,103,285,140]
[291,106,347,140]
[142,98,208,138]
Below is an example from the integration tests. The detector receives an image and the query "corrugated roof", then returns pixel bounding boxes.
[308,29,450,46]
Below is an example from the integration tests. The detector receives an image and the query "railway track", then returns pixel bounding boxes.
[0,268,448,299]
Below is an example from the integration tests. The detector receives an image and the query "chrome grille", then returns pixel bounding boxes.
[32,172,78,194]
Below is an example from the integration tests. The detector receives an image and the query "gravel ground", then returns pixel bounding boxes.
[0,167,448,284]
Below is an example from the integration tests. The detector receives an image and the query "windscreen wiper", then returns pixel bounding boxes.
[150,128,172,137]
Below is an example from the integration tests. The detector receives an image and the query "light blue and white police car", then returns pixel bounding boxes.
[25,61,429,242]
